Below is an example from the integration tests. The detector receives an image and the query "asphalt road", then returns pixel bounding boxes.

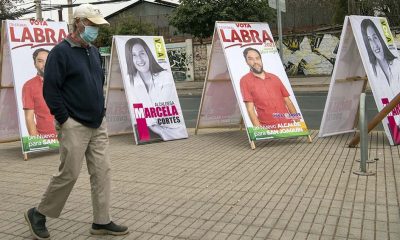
[179,92,382,130]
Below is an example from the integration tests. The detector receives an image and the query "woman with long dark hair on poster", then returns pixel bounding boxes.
[361,19,400,92]
[361,18,400,144]
[125,38,187,141]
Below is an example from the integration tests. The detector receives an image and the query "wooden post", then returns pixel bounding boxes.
[104,39,116,105]
[250,140,255,150]
[349,91,400,147]
[194,77,208,135]
[335,76,368,83]
[35,0,43,20]
[0,22,19,143]
[67,0,73,24]
[0,21,5,87]
[23,153,28,161]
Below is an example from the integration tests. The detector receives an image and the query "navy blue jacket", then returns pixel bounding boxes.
[43,38,105,128]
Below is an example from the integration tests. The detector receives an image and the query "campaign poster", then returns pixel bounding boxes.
[319,17,366,138]
[0,23,19,142]
[350,16,400,145]
[113,36,188,144]
[197,33,242,128]
[5,19,68,153]
[216,22,309,140]
[0,89,19,142]
[105,44,133,136]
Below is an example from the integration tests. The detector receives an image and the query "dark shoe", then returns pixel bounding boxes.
[90,221,129,236]
[24,208,50,240]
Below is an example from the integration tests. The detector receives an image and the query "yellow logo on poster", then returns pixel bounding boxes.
[380,19,393,45]
[153,37,166,61]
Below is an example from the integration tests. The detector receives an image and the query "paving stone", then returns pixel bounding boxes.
[0,130,399,239]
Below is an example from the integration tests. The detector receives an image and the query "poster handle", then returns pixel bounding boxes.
[307,135,312,143]
[23,153,28,161]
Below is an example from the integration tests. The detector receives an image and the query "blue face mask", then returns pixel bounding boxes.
[80,21,99,43]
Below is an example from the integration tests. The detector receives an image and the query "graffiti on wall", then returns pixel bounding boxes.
[394,33,400,50]
[309,34,336,65]
[166,45,193,81]
[282,34,339,76]
[193,44,208,80]
[167,31,400,80]
[283,36,304,52]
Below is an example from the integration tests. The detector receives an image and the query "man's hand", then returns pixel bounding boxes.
[244,102,261,127]
[24,109,39,135]
[284,97,297,114]
[284,97,302,122]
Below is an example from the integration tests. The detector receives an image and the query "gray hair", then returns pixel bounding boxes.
[71,18,85,32]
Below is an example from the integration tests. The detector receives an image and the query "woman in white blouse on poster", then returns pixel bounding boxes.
[125,38,187,141]
[361,18,400,144]
[361,19,400,97]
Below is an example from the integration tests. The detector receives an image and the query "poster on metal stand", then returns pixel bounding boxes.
[319,16,400,146]
[0,19,68,159]
[196,21,310,149]
[106,36,188,144]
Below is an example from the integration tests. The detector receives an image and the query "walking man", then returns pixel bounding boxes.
[24,4,129,239]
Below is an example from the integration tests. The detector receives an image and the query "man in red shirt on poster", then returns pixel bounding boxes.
[22,48,57,138]
[240,47,299,127]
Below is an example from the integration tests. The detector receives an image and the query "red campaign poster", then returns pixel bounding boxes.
[198,22,309,143]
[2,19,67,153]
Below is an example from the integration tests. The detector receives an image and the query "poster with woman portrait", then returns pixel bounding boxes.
[1,20,68,154]
[351,16,400,145]
[113,36,188,144]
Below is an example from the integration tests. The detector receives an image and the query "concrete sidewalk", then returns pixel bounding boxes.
[175,76,333,96]
[0,129,399,239]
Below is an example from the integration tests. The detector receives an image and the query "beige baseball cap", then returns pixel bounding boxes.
[73,4,109,26]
